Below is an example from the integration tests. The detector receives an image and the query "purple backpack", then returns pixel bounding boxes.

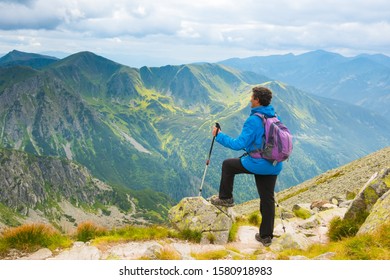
[249,113,293,165]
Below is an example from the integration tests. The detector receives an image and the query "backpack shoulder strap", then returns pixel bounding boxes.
[253,112,265,118]
[253,112,277,119]
[253,112,266,122]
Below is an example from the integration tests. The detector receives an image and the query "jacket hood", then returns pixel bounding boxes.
[250,105,275,118]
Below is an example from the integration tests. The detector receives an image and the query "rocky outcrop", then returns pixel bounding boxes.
[168,197,234,244]
[0,148,139,231]
[355,168,390,234]
[358,190,390,235]
[0,149,111,212]
[343,168,390,228]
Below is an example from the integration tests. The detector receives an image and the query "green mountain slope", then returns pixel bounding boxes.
[0,148,173,230]
[220,50,390,121]
[1,50,389,208]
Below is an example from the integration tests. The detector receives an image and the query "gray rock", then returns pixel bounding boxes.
[339,200,353,208]
[330,196,344,206]
[289,255,309,260]
[168,196,233,244]
[313,252,336,260]
[358,190,390,235]
[102,241,162,260]
[310,200,329,210]
[270,232,312,251]
[48,242,101,260]
[298,216,320,229]
[143,243,165,260]
[344,168,390,222]
[19,248,52,260]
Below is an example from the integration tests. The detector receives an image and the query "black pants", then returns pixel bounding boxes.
[219,158,277,238]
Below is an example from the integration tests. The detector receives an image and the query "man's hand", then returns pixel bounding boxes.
[212,125,220,137]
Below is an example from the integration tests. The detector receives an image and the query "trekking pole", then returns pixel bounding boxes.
[198,122,220,197]
[275,193,286,233]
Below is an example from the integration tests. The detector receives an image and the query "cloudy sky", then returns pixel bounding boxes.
[0,0,389,67]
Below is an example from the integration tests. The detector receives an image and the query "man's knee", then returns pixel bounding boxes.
[222,158,236,170]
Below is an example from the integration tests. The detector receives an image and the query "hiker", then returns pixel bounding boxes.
[210,86,283,247]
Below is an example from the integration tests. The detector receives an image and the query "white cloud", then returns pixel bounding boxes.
[0,0,390,66]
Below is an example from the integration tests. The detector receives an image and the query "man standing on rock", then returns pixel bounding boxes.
[210,86,283,247]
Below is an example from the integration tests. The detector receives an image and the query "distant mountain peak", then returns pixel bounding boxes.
[55,50,122,71]
[1,49,58,62]
[0,49,59,69]
[62,51,118,64]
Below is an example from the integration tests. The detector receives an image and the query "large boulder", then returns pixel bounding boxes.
[270,232,312,252]
[358,190,390,235]
[168,197,234,244]
[344,168,390,223]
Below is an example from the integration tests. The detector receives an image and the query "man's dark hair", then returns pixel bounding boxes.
[252,86,272,106]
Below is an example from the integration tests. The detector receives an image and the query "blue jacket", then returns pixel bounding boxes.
[215,105,283,175]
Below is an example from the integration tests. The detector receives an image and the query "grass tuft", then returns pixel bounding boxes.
[178,228,202,243]
[93,225,176,245]
[328,212,368,242]
[191,249,229,260]
[0,223,71,256]
[155,246,181,260]
[228,222,239,242]
[248,212,261,226]
[75,221,108,242]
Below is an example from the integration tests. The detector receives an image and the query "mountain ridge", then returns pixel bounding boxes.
[1,49,389,208]
[220,50,390,120]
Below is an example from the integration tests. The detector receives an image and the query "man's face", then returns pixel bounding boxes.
[250,94,260,108]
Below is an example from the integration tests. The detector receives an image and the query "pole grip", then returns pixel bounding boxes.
[215,122,221,136]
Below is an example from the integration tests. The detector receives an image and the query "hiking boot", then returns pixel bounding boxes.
[255,233,272,247]
[209,195,234,207]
